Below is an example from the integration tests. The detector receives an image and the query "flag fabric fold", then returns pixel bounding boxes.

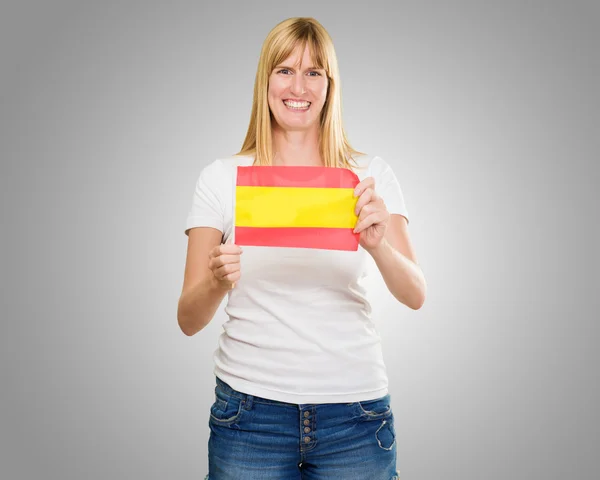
[234,166,360,250]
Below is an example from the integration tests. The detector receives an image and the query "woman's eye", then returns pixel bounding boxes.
[277,69,321,76]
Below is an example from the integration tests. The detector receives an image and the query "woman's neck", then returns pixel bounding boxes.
[272,125,322,166]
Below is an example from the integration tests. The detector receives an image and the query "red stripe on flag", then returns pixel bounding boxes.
[235,226,359,251]
[236,166,359,189]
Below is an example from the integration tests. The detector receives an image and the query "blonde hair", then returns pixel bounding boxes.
[234,17,365,168]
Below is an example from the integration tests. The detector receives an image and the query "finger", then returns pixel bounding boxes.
[354,211,382,234]
[208,253,241,270]
[354,187,377,215]
[223,270,241,286]
[356,202,376,223]
[356,177,375,193]
[219,243,243,255]
[354,176,375,197]
[358,194,385,217]
[353,210,388,233]
[226,271,241,288]
[214,262,241,281]
[210,244,243,258]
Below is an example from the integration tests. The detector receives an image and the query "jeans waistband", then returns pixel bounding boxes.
[215,375,390,407]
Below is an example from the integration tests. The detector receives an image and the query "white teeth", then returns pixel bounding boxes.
[283,100,310,108]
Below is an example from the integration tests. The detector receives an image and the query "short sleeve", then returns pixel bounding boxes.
[371,156,410,225]
[184,159,226,236]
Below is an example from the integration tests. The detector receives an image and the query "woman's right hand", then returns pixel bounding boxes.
[208,243,243,289]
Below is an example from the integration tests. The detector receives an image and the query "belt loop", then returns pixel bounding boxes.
[244,394,254,410]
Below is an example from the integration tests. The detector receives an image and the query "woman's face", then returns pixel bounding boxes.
[267,45,329,132]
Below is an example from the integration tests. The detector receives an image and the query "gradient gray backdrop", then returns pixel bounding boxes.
[1,1,598,479]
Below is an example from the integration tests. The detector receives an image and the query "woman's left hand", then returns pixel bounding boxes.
[352,176,390,252]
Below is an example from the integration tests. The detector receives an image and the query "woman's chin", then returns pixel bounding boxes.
[275,116,319,131]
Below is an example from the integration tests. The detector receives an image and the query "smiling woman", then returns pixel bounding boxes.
[180,16,423,480]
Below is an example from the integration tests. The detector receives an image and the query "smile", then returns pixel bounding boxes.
[283,100,311,111]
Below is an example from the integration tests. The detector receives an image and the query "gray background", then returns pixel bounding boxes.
[1,0,598,479]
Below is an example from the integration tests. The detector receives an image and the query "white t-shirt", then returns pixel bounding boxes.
[184,154,410,404]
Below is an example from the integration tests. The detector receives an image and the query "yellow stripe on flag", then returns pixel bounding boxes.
[235,186,358,228]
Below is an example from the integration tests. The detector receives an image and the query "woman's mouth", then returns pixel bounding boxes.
[283,100,311,111]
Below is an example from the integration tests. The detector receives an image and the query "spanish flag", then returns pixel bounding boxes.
[234,166,361,251]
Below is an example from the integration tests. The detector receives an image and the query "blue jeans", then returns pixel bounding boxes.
[206,376,400,479]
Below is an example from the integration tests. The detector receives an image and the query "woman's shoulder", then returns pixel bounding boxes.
[218,154,255,168]
[206,154,254,171]
[348,153,394,177]
[197,154,254,180]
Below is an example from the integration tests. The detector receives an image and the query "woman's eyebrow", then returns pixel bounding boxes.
[275,65,323,70]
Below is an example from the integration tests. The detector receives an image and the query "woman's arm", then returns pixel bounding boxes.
[177,227,231,336]
[369,214,426,310]
[353,174,426,310]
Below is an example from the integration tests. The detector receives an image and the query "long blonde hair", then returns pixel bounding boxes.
[234,17,365,168]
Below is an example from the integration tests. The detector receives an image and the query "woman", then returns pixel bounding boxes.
[179,17,426,480]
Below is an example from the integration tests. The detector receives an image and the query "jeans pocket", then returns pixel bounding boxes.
[356,394,393,420]
[209,386,244,425]
[375,416,396,450]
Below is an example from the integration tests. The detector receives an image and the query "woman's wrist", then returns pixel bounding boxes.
[365,237,392,261]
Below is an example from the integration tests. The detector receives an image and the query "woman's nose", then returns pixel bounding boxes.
[290,75,306,96]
